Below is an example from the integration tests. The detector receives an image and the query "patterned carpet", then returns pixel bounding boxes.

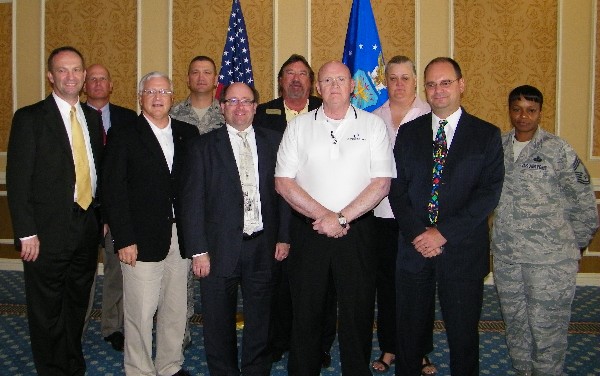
[0,270,598,375]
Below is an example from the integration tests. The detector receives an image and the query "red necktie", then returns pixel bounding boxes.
[97,109,106,145]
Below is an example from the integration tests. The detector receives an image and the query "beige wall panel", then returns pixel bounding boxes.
[172,0,273,104]
[0,3,11,152]
[311,0,415,81]
[14,1,43,110]
[45,0,138,110]
[454,0,557,133]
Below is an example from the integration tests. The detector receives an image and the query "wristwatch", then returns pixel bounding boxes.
[337,212,347,228]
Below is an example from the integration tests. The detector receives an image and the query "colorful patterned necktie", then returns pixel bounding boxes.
[428,119,448,224]
[71,106,93,210]
[237,131,259,234]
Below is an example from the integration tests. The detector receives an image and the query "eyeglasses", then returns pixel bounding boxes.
[141,89,173,96]
[87,77,109,83]
[424,78,459,90]
[318,76,348,87]
[223,98,255,107]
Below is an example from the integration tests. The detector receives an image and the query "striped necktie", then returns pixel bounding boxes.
[428,119,448,224]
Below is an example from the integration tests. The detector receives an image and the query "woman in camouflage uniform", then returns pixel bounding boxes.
[491,85,599,376]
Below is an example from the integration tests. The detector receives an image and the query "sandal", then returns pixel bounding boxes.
[421,355,437,376]
[372,353,394,373]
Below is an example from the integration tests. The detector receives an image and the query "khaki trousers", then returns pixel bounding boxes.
[121,225,189,376]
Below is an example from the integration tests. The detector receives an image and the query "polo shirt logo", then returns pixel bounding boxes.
[347,133,365,141]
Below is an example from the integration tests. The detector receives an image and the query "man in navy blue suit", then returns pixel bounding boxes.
[389,57,504,376]
[179,82,290,376]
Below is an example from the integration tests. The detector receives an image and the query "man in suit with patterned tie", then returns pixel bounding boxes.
[102,72,198,376]
[179,82,290,376]
[82,63,137,351]
[7,46,104,376]
[389,57,504,376]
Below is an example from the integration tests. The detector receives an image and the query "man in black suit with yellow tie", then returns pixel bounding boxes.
[7,46,104,376]
[179,82,290,375]
[389,57,504,376]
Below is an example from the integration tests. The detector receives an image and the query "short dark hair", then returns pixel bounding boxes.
[385,55,416,76]
[508,85,543,110]
[47,46,85,72]
[188,55,217,74]
[278,54,315,95]
[219,83,260,104]
[424,57,462,80]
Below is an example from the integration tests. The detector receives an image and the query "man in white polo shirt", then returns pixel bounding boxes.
[275,60,395,376]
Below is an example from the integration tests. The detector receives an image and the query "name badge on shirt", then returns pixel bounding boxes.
[266,109,282,115]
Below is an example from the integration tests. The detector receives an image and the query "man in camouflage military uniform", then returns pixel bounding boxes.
[491,85,599,376]
[170,55,225,349]
[171,55,224,134]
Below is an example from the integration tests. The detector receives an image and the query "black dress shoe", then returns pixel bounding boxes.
[321,351,332,368]
[271,349,285,362]
[103,331,124,351]
[172,368,191,376]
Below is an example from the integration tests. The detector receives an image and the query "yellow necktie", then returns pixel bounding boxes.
[71,106,92,210]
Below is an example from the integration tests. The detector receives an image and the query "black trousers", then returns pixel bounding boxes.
[269,256,337,355]
[200,234,273,376]
[23,207,98,376]
[395,259,483,376]
[288,215,376,376]
[373,217,434,356]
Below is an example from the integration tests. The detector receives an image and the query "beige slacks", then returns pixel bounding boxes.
[121,225,190,376]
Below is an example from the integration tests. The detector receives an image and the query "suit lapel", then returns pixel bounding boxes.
[415,113,434,163]
[136,115,171,176]
[43,96,73,161]
[82,103,103,173]
[445,110,470,167]
[254,128,271,187]
[214,127,243,188]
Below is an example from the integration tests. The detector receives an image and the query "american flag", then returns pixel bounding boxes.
[216,0,254,98]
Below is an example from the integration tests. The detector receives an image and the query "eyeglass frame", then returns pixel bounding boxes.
[424,78,460,90]
[140,88,173,96]
[221,98,256,107]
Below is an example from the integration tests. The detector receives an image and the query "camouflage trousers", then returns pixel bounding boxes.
[493,258,577,376]
[184,264,196,348]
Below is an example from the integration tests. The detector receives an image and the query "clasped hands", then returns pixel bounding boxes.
[312,211,349,238]
[412,227,446,258]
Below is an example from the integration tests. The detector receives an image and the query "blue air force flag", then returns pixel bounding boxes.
[216,0,254,99]
[342,0,387,112]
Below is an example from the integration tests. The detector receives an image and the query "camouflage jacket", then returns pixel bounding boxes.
[491,127,599,264]
[170,97,224,135]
